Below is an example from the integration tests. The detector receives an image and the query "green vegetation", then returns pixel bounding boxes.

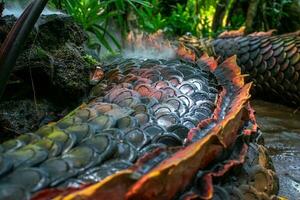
[50,0,151,53]
[47,0,297,55]
[83,54,99,66]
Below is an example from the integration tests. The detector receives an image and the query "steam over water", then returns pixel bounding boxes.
[123,31,176,60]
[123,45,176,60]
[3,2,65,17]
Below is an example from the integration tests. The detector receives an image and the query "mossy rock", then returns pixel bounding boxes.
[0,14,99,136]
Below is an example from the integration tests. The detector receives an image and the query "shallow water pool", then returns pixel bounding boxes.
[253,100,300,199]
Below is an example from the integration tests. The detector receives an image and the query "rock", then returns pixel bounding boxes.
[0,14,99,137]
[0,14,96,104]
[0,99,60,142]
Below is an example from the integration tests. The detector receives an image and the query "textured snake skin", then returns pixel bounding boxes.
[180,31,300,105]
[0,50,279,199]
[0,57,218,199]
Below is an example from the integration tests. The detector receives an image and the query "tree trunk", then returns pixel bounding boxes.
[245,0,260,33]
[195,0,199,15]
[226,0,249,28]
[212,0,230,32]
[226,0,237,26]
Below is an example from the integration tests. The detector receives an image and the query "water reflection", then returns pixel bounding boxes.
[253,100,300,199]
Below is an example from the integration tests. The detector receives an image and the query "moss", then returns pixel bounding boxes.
[83,54,99,66]
[1,14,98,113]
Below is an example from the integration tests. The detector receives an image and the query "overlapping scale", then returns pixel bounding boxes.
[0,57,218,199]
[20,49,279,200]
[182,31,300,105]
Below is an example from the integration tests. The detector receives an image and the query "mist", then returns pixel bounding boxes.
[123,31,176,60]
[2,1,65,17]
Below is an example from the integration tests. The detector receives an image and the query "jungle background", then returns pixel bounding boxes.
[50,0,300,57]
[4,0,299,57]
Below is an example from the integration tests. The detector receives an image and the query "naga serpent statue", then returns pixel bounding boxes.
[1,1,300,200]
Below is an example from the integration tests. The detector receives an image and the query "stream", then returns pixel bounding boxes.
[253,100,300,199]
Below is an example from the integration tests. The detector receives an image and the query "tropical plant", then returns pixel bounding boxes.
[62,0,121,53]
[105,0,151,39]
[264,0,292,29]
[53,0,151,55]
[137,0,166,33]
[49,0,62,9]
[165,3,199,36]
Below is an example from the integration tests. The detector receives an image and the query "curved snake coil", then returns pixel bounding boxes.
[0,49,278,199]
[180,31,300,106]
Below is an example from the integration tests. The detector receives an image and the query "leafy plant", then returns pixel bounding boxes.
[105,0,151,39]
[137,0,166,33]
[58,0,151,55]
[165,3,199,36]
[49,0,63,9]
[137,1,201,37]
[264,0,292,28]
[62,0,120,53]
[198,16,211,37]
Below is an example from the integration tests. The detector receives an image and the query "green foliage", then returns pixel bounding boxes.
[49,0,63,9]
[165,4,199,36]
[265,0,292,28]
[137,0,166,33]
[198,16,211,37]
[55,0,150,54]
[62,0,120,53]
[106,0,151,37]
[229,14,245,30]
[47,0,296,54]
[137,1,200,36]
[137,0,217,37]
[83,54,99,66]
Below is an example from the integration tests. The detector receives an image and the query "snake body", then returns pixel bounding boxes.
[0,57,217,199]
[180,31,300,105]
[0,49,279,199]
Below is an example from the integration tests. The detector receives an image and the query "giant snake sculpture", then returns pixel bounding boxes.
[0,1,299,200]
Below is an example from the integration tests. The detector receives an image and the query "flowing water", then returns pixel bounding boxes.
[253,100,300,199]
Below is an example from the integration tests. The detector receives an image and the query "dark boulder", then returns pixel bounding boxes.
[0,14,98,136]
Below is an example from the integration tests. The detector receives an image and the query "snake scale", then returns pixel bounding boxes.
[180,31,300,106]
[0,44,279,199]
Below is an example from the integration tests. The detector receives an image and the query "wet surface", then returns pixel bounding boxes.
[253,100,300,199]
